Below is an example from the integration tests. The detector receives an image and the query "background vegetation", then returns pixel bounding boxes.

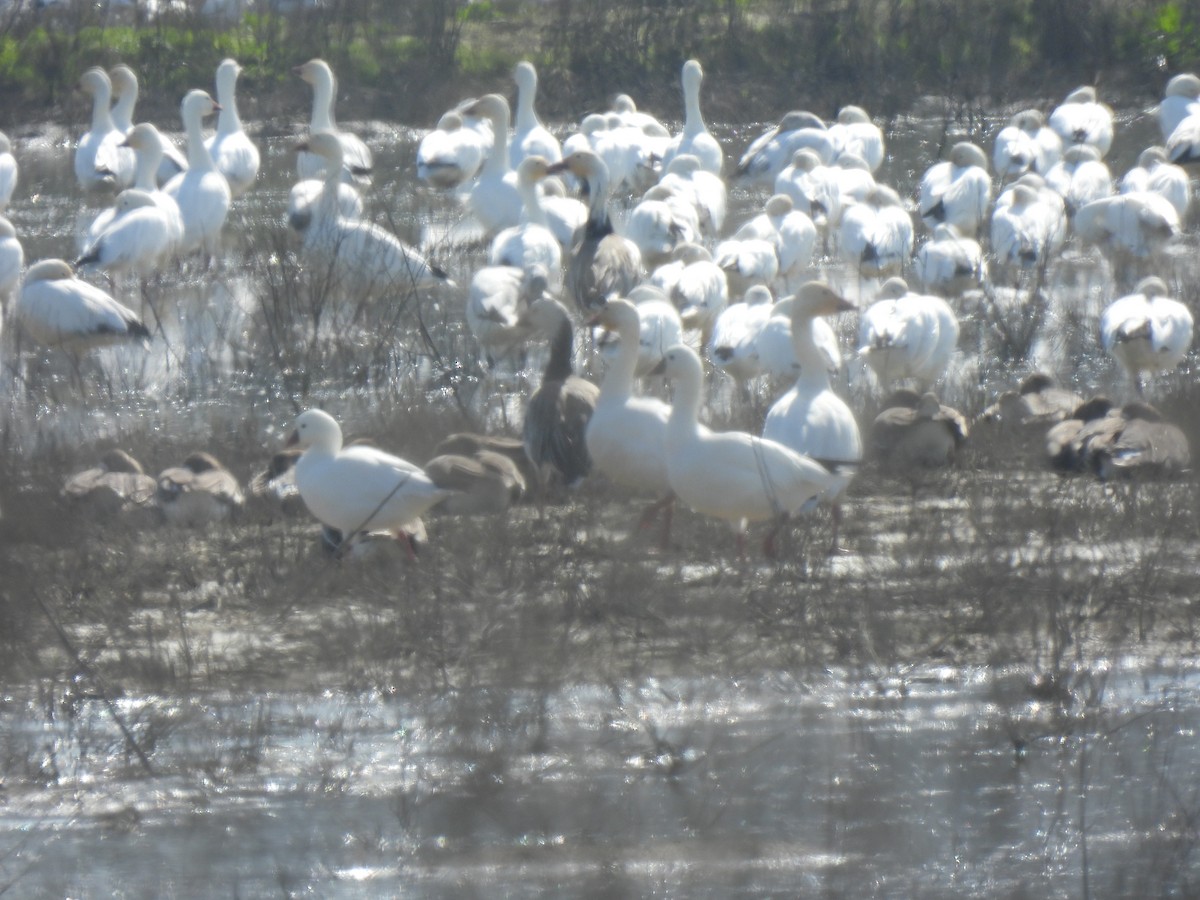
[1,0,1198,127]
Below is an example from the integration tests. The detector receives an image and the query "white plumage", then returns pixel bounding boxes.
[828,105,886,172]
[657,153,726,238]
[598,285,683,377]
[461,94,524,236]
[294,59,373,181]
[736,110,834,187]
[857,277,958,389]
[625,184,700,269]
[75,67,135,192]
[0,131,17,212]
[204,58,260,197]
[1044,144,1112,215]
[466,264,546,366]
[838,185,913,278]
[108,64,187,185]
[707,284,775,385]
[509,61,562,167]
[1048,85,1114,158]
[661,59,724,176]
[992,110,1062,180]
[917,142,991,236]
[488,156,562,284]
[913,223,986,296]
[1160,73,1200,143]
[0,215,23,303]
[1100,276,1193,393]
[86,123,185,254]
[990,179,1067,274]
[733,193,817,292]
[1120,146,1190,220]
[15,258,149,351]
[77,189,175,276]
[1073,192,1181,276]
[416,110,489,189]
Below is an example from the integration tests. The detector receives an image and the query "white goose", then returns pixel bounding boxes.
[714,236,779,299]
[204,58,260,197]
[461,93,523,236]
[654,242,728,343]
[661,59,723,176]
[288,409,450,555]
[1043,144,1112,215]
[0,216,24,303]
[917,141,992,236]
[598,284,683,377]
[992,109,1063,181]
[656,343,839,557]
[1100,276,1193,394]
[15,259,149,351]
[1049,85,1114,157]
[707,284,775,386]
[762,282,861,552]
[294,59,373,181]
[76,189,175,277]
[828,105,886,172]
[838,185,913,278]
[164,90,232,258]
[733,193,817,292]
[118,123,186,250]
[416,110,489,189]
[1119,146,1189,220]
[75,67,134,192]
[0,131,16,212]
[611,93,670,137]
[509,61,562,167]
[1073,191,1180,272]
[298,132,452,295]
[587,298,675,540]
[989,178,1067,276]
[625,183,700,269]
[736,110,834,187]
[1160,73,1200,142]
[488,155,562,284]
[108,64,188,184]
[657,153,726,238]
[913,223,986,296]
[466,264,546,367]
[857,277,958,389]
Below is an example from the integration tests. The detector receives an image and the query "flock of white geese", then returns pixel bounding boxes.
[2,57,1196,558]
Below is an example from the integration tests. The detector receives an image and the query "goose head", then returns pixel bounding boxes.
[515,154,553,186]
[1135,275,1170,299]
[113,188,157,214]
[789,148,824,172]
[764,194,795,218]
[108,65,138,101]
[24,258,76,285]
[787,281,855,320]
[287,409,344,454]
[121,122,165,152]
[547,149,607,185]
[216,58,242,91]
[460,93,511,129]
[878,276,910,300]
[293,58,334,87]
[950,141,988,171]
[590,296,639,334]
[652,342,703,385]
[1011,109,1046,132]
[1137,146,1168,168]
[1165,73,1200,99]
[681,59,703,92]
[100,449,146,474]
[1064,85,1098,104]
[78,67,112,97]
[779,110,826,132]
[181,89,221,122]
[836,105,871,125]
[513,60,537,94]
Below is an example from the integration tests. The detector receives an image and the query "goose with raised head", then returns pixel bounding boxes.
[993,110,1063,181]
[1049,86,1114,157]
[763,282,861,553]
[829,105,886,172]
[509,61,561,167]
[520,295,601,494]
[858,277,958,390]
[108,64,188,184]
[157,452,245,527]
[298,132,452,296]
[287,409,450,556]
[0,131,16,212]
[0,216,24,303]
[547,150,643,314]
[63,449,157,514]
[460,93,524,236]
[75,67,134,192]
[914,222,986,296]
[204,58,260,197]
[656,343,839,557]
[417,109,489,189]
[1119,146,1189,220]
[917,141,991,236]
[661,59,723,176]
[588,298,675,542]
[76,189,175,277]
[15,259,149,351]
[294,59,373,181]
[1100,276,1193,394]
[736,110,835,188]
[164,90,232,258]
[85,123,185,253]
[488,155,562,284]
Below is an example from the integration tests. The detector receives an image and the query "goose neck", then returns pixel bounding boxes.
[515,83,538,131]
[90,85,115,133]
[111,90,135,133]
[790,315,833,389]
[184,105,217,170]
[544,315,576,382]
[133,144,163,190]
[599,320,640,400]
[683,81,706,136]
[519,178,548,226]
[217,78,243,134]
[310,74,336,131]
[666,369,704,440]
[483,109,511,174]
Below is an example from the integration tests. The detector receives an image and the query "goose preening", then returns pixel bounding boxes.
[657,153,726,238]
[509,61,562,167]
[156,452,245,527]
[736,110,834,188]
[0,216,24,303]
[868,390,969,473]
[1165,101,1200,166]
[1048,398,1189,478]
[75,67,134,192]
[762,282,861,552]
[1160,73,1200,142]
[1072,192,1181,282]
[424,451,525,514]
[460,93,524,236]
[432,432,540,497]
[76,189,176,277]
[1099,276,1193,394]
[838,185,913,279]
[733,193,817,292]
[416,110,489,189]
[913,223,986,296]
[857,277,958,390]
[1044,144,1112,215]
[204,58,260,197]
[488,155,562,283]
[655,242,728,344]
[108,64,188,184]
[1049,85,1114,157]
[992,110,1062,180]
[587,298,675,542]
[547,150,643,315]
[707,284,775,388]
[774,149,839,228]
[828,153,877,226]
[1118,146,1189,220]
[15,259,149,351]
[916,141,991,236]
[63,449,157,515]
[625,183,701,269]
[661,59,724,176]
[828,105,886,172]
[655,343,840,557]
[287,409,451,556]
[713,236,779,299]
[294,59,373,181]
[989,179,1067,277]
[298,132,452,297]
[520,295,601,494]
[163,90,232,258]
[597,284,682,377]
[0,131,16,212]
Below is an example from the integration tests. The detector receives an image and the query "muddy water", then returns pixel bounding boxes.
[1,106,1195,896]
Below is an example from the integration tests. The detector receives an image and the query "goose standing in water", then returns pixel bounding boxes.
[587,298,675,543]
[164,90,232,258]
[156,452,245,527]
[287,409,449,556]
[913,223,986,296]
[85,123,185,254]
[520,296,601,496]
[204,58,260,197]
[416,110,489,189]
[76,189,176,277]
[547,150,643,315]
[75,67,134,192]
[509,61,561,167]
[1100,276,1193,395]
[0,131,16,212]
[838,185,913,279]
[762,282,861,553]
[661,59,723,176]
[1118,146,1189,220]
[294,59,373,181]
[108,64,188,184]
[736,110,834,188]
[655,343,839,558]
[15,259,149,352]
[488,156,562,285]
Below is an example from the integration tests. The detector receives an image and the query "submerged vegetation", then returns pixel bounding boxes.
[2,0,1200,123]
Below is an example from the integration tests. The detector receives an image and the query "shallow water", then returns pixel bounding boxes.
[1,106,1197,895]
